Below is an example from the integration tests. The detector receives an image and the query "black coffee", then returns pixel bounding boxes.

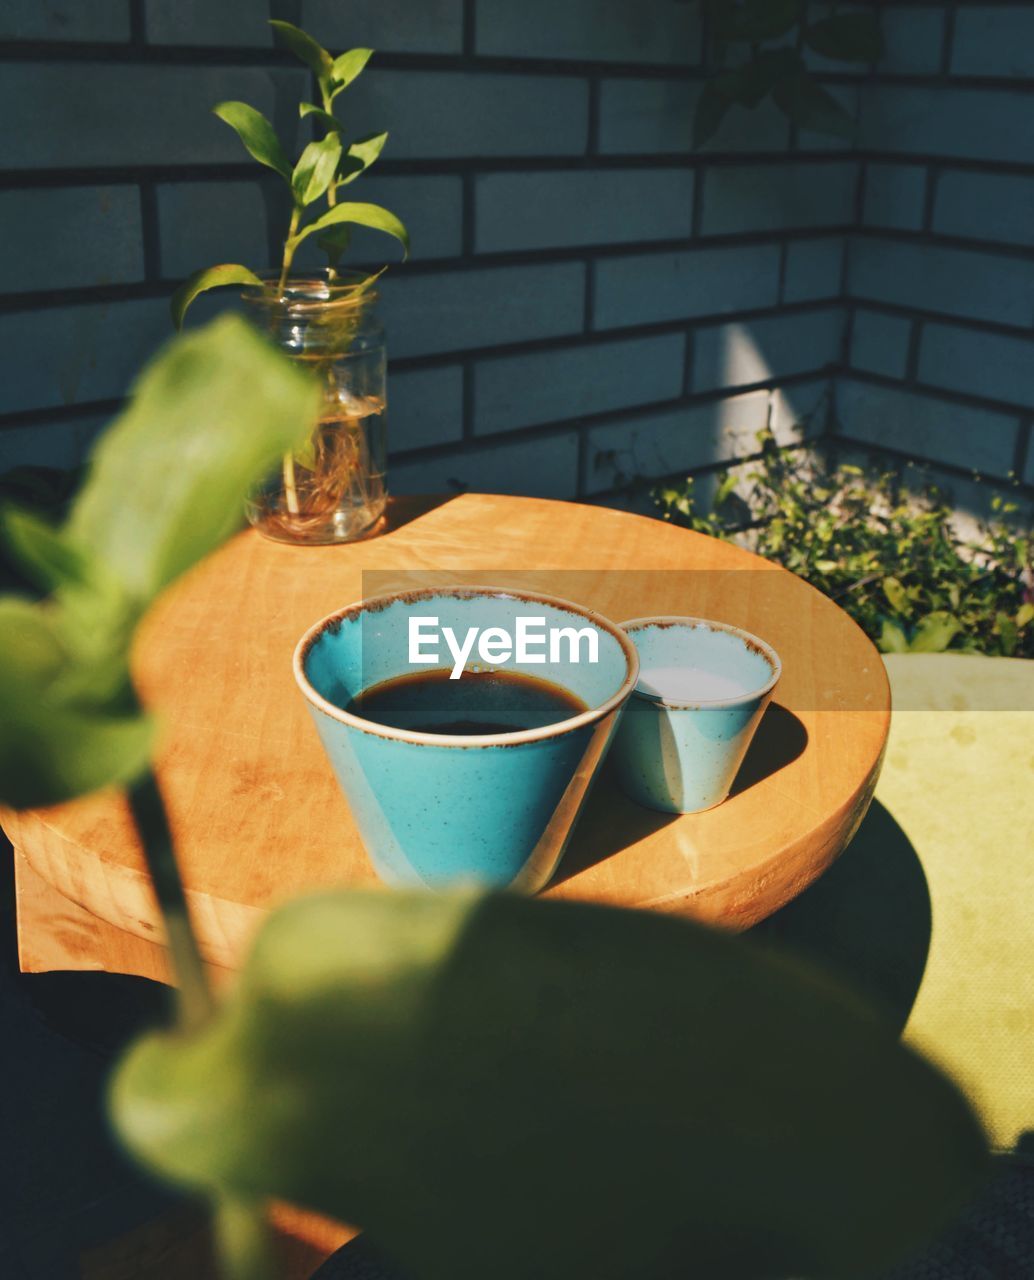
[346,668,588,735]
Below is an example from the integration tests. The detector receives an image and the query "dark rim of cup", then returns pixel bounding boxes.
[620,615,781,709]
[294,585,641,747]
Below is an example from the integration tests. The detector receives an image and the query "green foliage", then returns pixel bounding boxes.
[212,102,292,181]
[171,264,264,331]
[0,315,320,808]
[653,431,1034,658]
[174,20,409,326]
[111,890,986,1280]
[690,0,882,147]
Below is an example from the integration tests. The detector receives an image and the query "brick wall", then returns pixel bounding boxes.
[0,2,1030,507]
[840,2,1034,500]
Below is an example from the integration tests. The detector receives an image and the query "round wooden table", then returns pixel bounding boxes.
[3,493,889,985]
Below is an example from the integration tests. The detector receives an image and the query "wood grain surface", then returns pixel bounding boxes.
[3,493,890,980]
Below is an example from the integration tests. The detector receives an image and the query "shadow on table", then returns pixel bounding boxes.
[729,702,808,797]
[752,799,932,1035]
[553,702,807,886]
[377,494,460,538]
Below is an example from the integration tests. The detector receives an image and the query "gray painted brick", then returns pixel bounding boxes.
[0,299,169,413]
[473,334,685,436]
[476,0,702,66]
[835,378,1020,478]
[0,2,129,41]
[849,310,911,380]
[586,390,771,493]
[379,263,586,359]
[157,181,271,280]
[700,163,855,236]
[295,175,464,268]
[302,0,464,55]
[693,308,844,394]
[880,6,946,75]
[0,64,307,170]
[594,243,781,330]
[0,186,143,293]
[598,78,790,155]
[475,170,693,254]
[1026,430,1034,488]
[145,0,271,45]
[782,237,844,303]
[858,86,1034,166]
[848,237,1034,329]
[951,6,1034,78]
[389,366,464,453]
[918,322,1034,408]
[771,378,830,438]
[0,416,108,473]
[933,169,1034,248]
[346,70,588,159]
[863,163,926,231]
[391,431,579,499]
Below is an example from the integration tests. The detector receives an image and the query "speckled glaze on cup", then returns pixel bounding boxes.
[612,617,781,815]
[294,587,639,891]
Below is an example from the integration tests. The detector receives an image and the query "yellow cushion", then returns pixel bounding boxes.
[881,653,1033,1152]
[757,654,1033,1152]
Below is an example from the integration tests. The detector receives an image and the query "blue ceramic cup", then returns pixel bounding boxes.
[293,587,639,891]
[611,617,781,815]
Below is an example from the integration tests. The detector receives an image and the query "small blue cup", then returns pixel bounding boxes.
[611,617,781,815]
[294,587,639,891]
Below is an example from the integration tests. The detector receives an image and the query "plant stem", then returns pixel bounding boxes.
[282,449,301,515]
[215,1195,277,1280]
[127,770,215,1034]
[277,206,305,515]
[277,206,302,297]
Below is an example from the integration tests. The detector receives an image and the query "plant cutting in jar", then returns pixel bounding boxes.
[172,19,410,545]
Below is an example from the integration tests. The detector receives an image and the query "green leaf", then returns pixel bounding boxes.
[0,597,154,809]
[2,507,100,596]
[212,102,292,182]
[170,264,265,330]
[269,20,333,82]
[298,102,342,132]
[996,612,1018,657]
[317,225,352,271]
[66,315,320,605]
[340,131,389,184]
[714,470,738,508]
[288,202,409,259]
[909,611,962,654]
[330,48,374,96]
[1017,602,1034,629]
[292,135,343,206]
[882,575,908,615]
[693,80,733,148]
[772,72,856,140]
[111,891,986,1280]
[804,13,884,63]
[880,617,910,654]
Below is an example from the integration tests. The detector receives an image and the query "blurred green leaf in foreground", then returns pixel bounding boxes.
[0,314,320,809]
[112,889,987,1280]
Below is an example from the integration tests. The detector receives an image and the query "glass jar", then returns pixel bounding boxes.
[242,274,387,544]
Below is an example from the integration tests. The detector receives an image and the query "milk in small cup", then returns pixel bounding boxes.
[612,617,781,815]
